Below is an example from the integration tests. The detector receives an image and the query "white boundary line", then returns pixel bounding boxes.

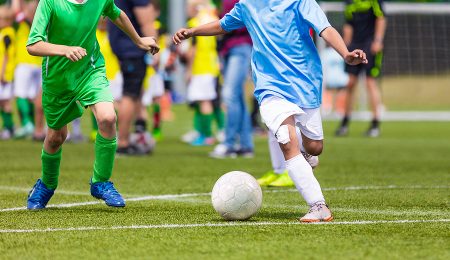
[1,219,449,234]
[0,186,90,196]
[1,185,448,212]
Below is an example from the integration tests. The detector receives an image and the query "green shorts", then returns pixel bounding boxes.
[43,72,113,130]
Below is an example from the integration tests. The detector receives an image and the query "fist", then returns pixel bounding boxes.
[344,49,368,66]
[138,37,160,55]
[65,47,87,62]
[173,28,193,45]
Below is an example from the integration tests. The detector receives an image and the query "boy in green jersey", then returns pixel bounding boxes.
[26,0,159,210]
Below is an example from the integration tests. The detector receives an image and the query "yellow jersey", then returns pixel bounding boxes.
[96,29,120,80]
[15,21,41,66]
[0,26,16,82]
[187,12,220,76]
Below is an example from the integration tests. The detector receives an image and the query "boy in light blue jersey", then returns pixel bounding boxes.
[174,0,367,222]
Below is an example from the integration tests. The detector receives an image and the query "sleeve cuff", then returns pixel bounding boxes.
[27,37,45,46]
[219,18,231,33]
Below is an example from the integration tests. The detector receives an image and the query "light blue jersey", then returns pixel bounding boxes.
[220,0,331,108]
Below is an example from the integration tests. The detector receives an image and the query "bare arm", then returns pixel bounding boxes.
[133,3,157,37]
[173,20,226,45]
[371,17,387,53]
[111,10,159,54]
[27,41,87,62]
[320,26,368,65]
[342,24,353,46]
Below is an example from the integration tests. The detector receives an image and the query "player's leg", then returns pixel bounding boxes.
[117,58,146,155]
[89,101,124,207]
[14,65,35,138]
[189,75,216,146]
[27,89,85,210]
[257,132,289,186]
[260,98,331,222]
[365,76,381,137]
[364,52,383,137]
[279,116,331,222]
[27,126,67,210]
[191,99,214,146]
[0,84,15,139]
[336,74,358,136]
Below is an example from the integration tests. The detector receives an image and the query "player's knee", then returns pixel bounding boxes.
[47,132,66,148]
[305,141,323,156]
[97,112,117,129]
[276,125,299,154]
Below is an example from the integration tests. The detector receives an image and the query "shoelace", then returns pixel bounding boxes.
[308,203,326,214]
[28,182,52,200]
[97,182,121,198]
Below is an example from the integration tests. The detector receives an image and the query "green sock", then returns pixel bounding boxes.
[92,133,117,183]
[1,110,14,131]
[16,98,32,126]
[213,106,225,130]
[91,113,98,131]
[41,148,62,190]
[193,105,201,133]
[29,101,35,125]
[200,113,213,137]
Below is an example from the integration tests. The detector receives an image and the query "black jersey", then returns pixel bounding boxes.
[345,0,385,44]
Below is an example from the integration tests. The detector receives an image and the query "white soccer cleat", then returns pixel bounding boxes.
[300,202,333,223]
[302,151,319,169]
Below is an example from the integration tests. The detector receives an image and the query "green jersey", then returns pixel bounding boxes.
[27,0,121,96]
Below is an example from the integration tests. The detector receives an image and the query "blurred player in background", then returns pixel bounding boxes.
[0,5,15,140]
[13,0,45,140]
[25,0,159,210]
[108,0,158,155]
[336,0,386,137]
[183,0,220,146]
[174,0,368,222]
[209,0,254,159]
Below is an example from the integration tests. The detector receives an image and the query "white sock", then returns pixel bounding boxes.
[268,132,286,174]
[285,154,325,206]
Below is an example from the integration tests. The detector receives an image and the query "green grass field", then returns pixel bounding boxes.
[0,106,449,259]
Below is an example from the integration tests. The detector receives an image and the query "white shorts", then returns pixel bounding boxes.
[0,82,13,100]
[14,64,42,99]
[109,73,123,101]
[187,75,217,102]
[142,73,165,106]
[260,96,324,141]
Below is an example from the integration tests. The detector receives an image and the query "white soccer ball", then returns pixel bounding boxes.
[211,171,263,221]
[129,132,155,154]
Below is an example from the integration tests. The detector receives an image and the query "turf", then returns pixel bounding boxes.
[0,106,449,259]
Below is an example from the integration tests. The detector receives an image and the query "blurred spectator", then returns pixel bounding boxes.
[13,0,45,141]
[108,0,158,155]
[209,0,253,158]
[0,5,15,140]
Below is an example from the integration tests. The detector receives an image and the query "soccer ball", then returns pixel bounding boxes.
[129,132,155,154]
[211,171,263,221]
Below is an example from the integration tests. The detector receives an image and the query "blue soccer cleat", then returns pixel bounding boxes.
[90,180,125,207]
[27,179,55,210]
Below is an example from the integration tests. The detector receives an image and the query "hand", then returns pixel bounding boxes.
[173,28,193,45]
[370,40,383,54]
[64,46,87,62]
[344,49,368,65]
[138,37,160,55]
